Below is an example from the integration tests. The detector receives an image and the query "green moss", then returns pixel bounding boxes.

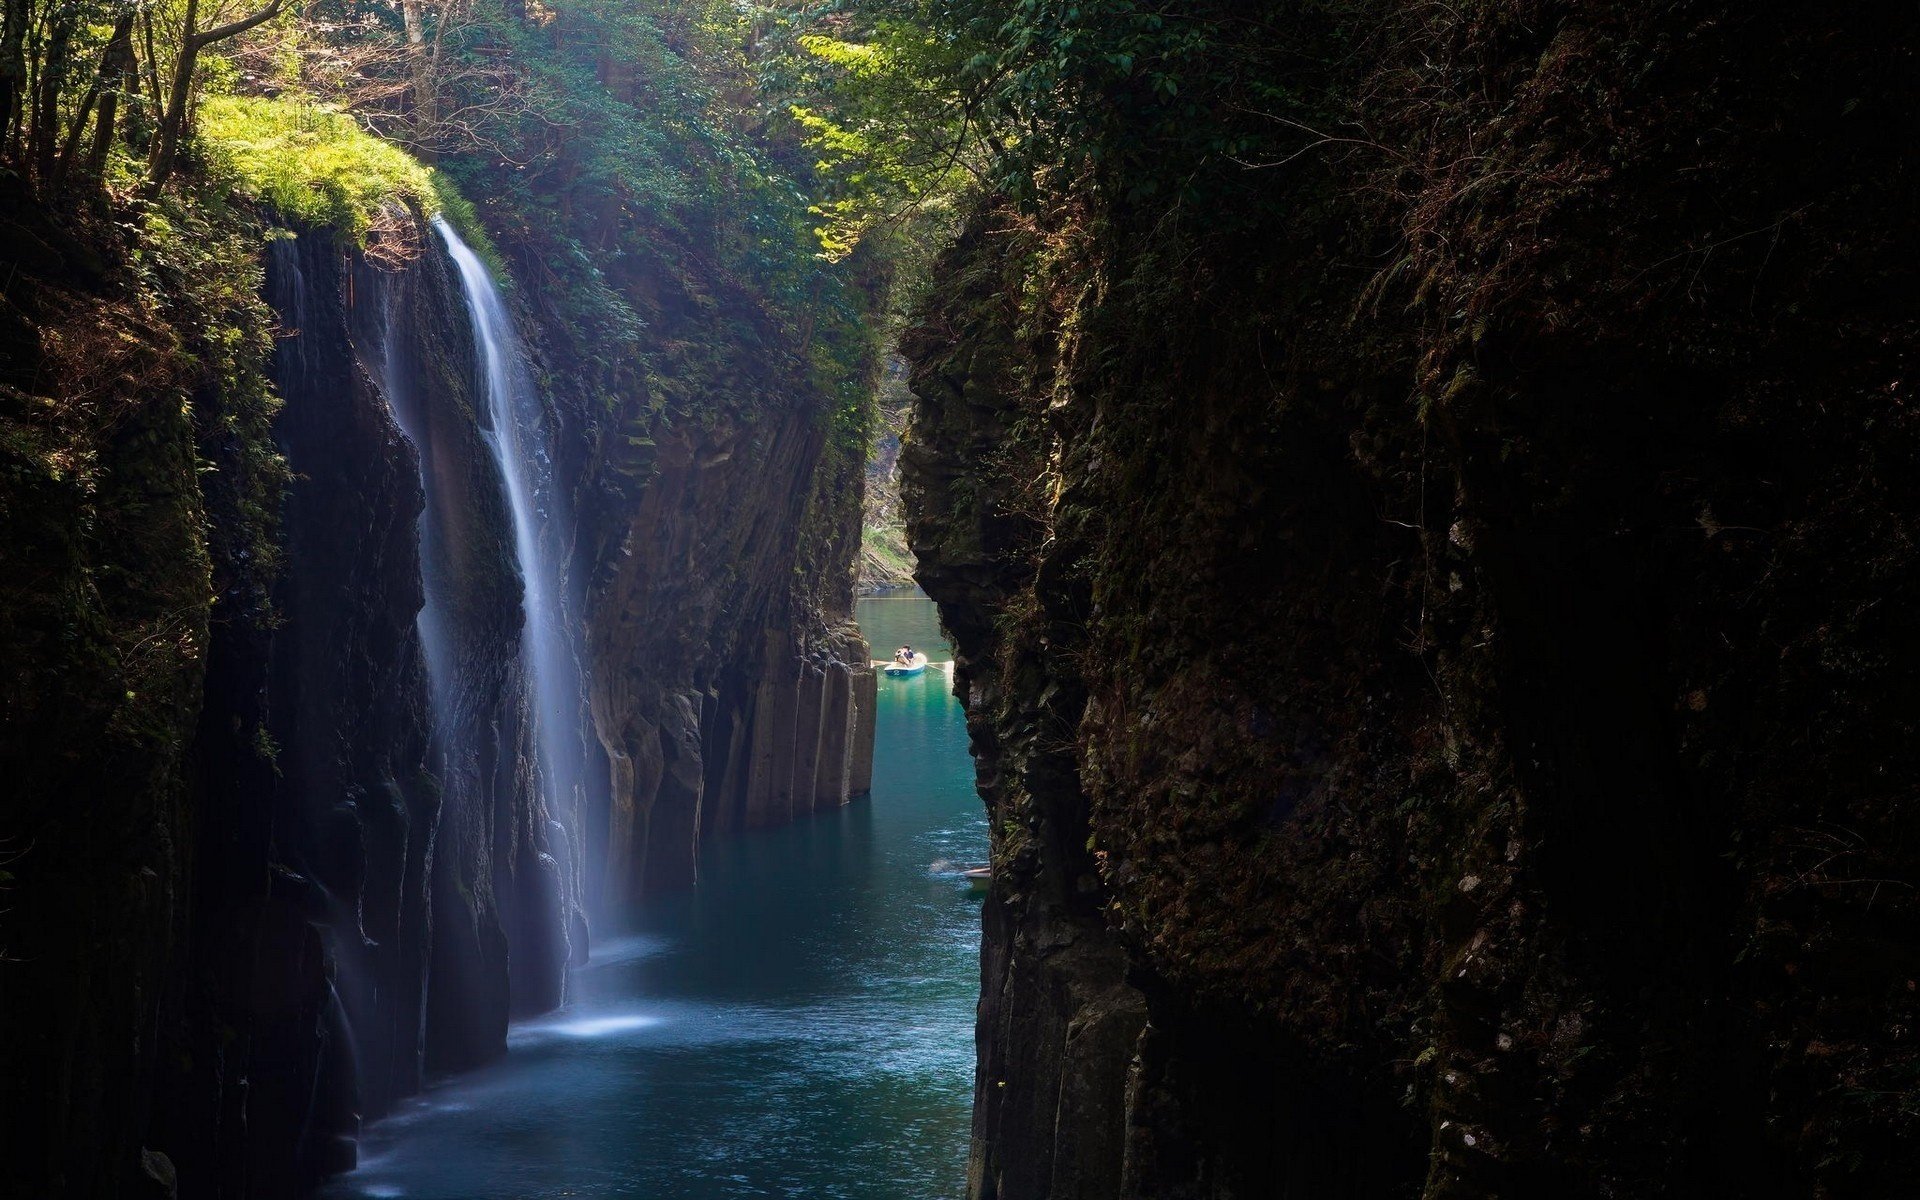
[131,182,289,625]
[198,95,493,262]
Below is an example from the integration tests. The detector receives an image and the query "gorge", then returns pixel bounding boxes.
[0,13,888,1183]
[5,2,1920,1199]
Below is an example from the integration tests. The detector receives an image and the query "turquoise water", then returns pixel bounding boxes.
[321,593,981,1200]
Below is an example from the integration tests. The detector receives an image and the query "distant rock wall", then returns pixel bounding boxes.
[525,219,881,907]
[582,401,877,902]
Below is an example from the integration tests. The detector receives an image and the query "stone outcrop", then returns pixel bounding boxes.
[903,5,1920,1197]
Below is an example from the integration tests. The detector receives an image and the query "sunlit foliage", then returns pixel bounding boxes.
[199,95,440,239]
[767,19,983,258]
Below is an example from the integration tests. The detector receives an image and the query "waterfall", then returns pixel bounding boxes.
[367,263,458,754]
[433,218,596,944]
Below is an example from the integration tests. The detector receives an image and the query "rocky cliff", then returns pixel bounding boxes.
[859,355,917,592]
[1,179,254,1200]
[149,226,601,1196]
[577,378,877,901]
[903,4,1920,1198]
[506,209,881,904]
[151,231,445,1195]
[1,172,874,1193]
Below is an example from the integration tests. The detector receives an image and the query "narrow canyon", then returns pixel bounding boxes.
[2,2,1917,1198]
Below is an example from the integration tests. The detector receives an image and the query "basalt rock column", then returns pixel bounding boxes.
[580,389,876,903]
[158,231,443,1196]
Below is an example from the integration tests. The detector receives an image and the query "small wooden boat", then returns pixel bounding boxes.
[962,867,991,892]
[884,652,929,677]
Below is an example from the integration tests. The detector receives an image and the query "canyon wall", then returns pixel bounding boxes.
[903,4,1919,1198]
[515,214,881,904]
[0,178,248,1200]
[0,185,872,1192]
[153,229,604,1196]
[577,378,876,902]
[152,231,447,1195]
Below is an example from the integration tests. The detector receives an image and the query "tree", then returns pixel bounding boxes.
[754,2,995,258]
[147,0,286,184]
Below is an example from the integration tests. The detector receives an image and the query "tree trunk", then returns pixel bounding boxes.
[147,0,280,186]
[85,16,136,182]
[53,13,134,192]
[29,5,75,184]
[0,0,28,157]
[146,0,199,186]
[401,0,435,149]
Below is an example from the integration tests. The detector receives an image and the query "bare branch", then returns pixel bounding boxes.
[193,0,283,48]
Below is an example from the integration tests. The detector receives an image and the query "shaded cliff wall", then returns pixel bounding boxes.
[0,182,281,1197]
[152,232,435,1195]
[903,4,1920,1198]
[507,233,881,907]
[578,394,878,902]
[154,226,588,1196]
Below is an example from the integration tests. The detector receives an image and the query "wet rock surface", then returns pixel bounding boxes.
[156,230,567,1196]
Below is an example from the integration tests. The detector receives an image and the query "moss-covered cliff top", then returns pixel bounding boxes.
[199,95,496,264]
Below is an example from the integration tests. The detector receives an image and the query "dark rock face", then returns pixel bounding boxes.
[155,230,572,1196]
[582,407,877,903]
[0,180,257,1199]
[536,236,881,905]
[356,243,583,1058]
[0,190,874,1193]
[903,5,1920,1198]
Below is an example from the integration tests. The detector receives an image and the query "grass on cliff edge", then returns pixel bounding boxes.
[198,95,497,264]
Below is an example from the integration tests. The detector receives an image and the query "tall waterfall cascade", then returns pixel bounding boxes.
[434,218,600,955]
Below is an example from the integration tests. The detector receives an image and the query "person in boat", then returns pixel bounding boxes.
[894,644,914,665]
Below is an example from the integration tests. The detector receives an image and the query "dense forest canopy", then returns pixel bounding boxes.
[0,0,1344,310]
[0,0,877,386]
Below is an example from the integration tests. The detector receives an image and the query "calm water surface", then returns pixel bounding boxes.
[323,593,982,1199]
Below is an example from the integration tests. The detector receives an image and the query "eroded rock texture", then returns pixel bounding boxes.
[521,217,881,907]
[581,404,876,902]
[904,5,1920,1198]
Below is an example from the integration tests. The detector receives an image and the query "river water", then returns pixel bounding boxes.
[322,593,981,1200]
